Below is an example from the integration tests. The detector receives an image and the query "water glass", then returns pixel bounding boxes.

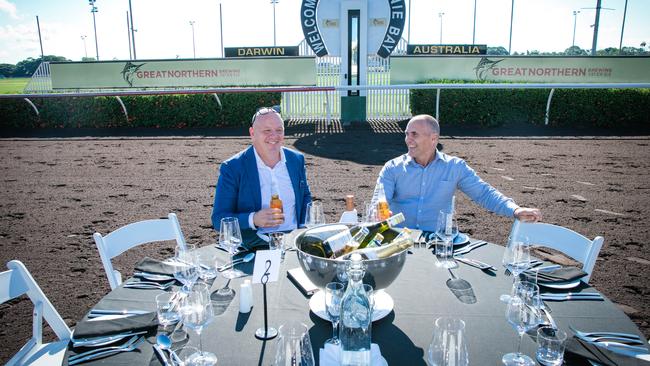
[274,322,315,366]
[428,317,469,366]
[174,245,199,293]
[324,282,344,346]
[536,327,567,366]
[305,201,325,228]
[363,201,379,224]
[197,251,218,281]
[269,232,286,262]
[155,292,180,327]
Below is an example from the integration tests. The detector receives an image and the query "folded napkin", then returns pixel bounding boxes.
[565,336,647,366]
[134,257,178,276]
[523,266,587,284]
[74,312,158,339]
[319,343,386,366]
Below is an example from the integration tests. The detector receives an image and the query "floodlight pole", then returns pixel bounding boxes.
[508,0,514,54]
[89,0,99,60]
[591,0,601,56]
[36,16,44,59]
[438,12,444,44]
[271,0,279,46]
[220,3,224,57]
[472,0,477,44]
[619,0,628,54]
[189,21,196,58]
[408,0,412,43]
[126,11,132,60]
[129,0,137,59]
[81,35,88,58]
[572,11,580,47]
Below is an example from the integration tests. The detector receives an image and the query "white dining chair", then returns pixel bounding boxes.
[1,260,71,366]
[508,219,604,283]
[93,212,187,289]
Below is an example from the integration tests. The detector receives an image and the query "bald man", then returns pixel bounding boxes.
[211,107,312,247]
[373,114,541,232]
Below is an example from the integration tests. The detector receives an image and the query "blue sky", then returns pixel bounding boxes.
[0,0,648,64]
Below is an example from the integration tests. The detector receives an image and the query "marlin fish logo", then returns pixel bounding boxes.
[121,62,145,86]
[473,57,503,81]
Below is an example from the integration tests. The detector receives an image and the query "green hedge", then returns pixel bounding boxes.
[411,80,650,128]
[0,92,281,129]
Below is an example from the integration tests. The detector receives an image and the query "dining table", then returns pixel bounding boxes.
[67,229,648,365]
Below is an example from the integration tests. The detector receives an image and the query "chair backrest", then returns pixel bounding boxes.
[508,220,604,283]
[1,260,71,365]
[93,213,187,289]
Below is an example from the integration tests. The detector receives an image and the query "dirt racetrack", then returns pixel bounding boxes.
[0,120,648,362]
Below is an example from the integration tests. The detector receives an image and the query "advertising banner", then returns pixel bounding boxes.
[50,57,316,89]
[224,46,299,57]
[391,56,650,84]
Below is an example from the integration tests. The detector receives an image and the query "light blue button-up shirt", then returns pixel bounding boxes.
[375,150,519,231]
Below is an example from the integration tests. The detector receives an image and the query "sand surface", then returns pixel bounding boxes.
[1,121,648,361]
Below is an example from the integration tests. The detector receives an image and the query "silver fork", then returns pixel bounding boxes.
[68,337,145,365]
[68,335,141,362]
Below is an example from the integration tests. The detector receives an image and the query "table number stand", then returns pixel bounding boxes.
[255,259,278,340]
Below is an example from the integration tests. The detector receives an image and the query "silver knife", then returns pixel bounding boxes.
[541,307,557,329]
[454,256,495,271]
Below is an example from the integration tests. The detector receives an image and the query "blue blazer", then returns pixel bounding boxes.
[211,146,312,245]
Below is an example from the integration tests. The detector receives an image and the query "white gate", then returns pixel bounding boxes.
[280,38,411,121]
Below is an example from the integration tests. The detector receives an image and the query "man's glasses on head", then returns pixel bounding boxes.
[251,107,280,125]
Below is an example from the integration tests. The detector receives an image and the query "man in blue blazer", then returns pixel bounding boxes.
[211,107,312,247]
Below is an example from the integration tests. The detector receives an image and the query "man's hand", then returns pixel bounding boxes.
[253,208,285,228]
[514,207,542,222]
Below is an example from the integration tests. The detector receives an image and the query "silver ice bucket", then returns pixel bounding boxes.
[292,224,408,290]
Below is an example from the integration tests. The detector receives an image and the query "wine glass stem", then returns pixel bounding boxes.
[516,332,523,354]
[197,329,203,354]
[332,319,339,340]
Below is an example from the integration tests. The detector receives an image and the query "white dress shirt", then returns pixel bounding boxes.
[248,147,297,233]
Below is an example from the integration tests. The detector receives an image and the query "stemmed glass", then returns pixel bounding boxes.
[503,290,541,366]
[174,244,199,293]
[220,217,243,279]
[500,240,532,303]
[180,283,217,365]
[436,210,458,269]
[305,201,325,228]
[324,282,344,346]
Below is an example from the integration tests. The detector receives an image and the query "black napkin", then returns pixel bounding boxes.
[565,336,648,366]
[73,312,158,339]
[523,266,587,284]
[134,257,178,276]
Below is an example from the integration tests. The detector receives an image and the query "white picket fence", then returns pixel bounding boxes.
[281,38,411,121]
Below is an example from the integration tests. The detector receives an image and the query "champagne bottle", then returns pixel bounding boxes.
[375,182,391,221]
[351,212,405,249]
[328,226,370,259]
[299,224,349,258]
[341,228,414,260]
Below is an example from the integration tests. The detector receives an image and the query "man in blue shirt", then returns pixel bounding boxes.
[375,114,541,231]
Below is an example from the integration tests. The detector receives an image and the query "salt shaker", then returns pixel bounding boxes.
[239,279,253,313]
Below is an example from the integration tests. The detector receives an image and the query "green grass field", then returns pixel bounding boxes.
[0,78,29,94]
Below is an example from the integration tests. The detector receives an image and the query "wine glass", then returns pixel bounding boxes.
[500,240,532,303]
[503,292,540,366]
[428,317,469,366]
[436,210,458,269]
[324,282,344,345]
[305,201,325,228]
[180,283,217,365]
[174,244,199,293]
[220,217,243,279]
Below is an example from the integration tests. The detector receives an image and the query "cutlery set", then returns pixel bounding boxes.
[569,325,649,358]
[68,335,145,365]
[87,308,150,318]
